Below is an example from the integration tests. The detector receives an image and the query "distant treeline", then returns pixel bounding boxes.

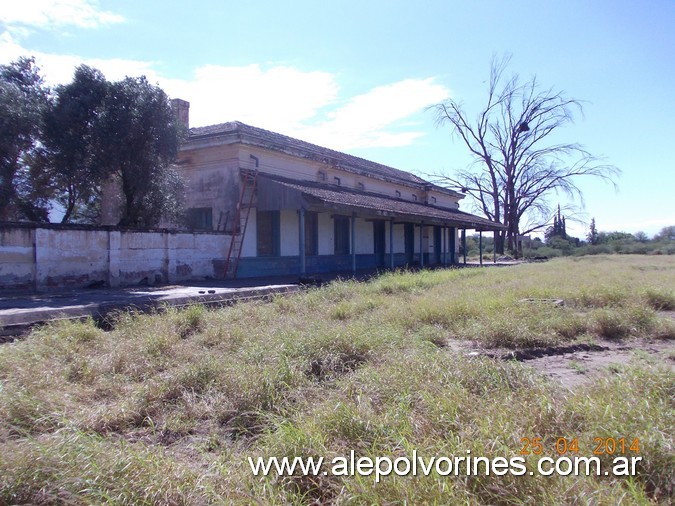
[464,225,675,259]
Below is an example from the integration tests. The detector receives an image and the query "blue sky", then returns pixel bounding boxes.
[2,0,673,237]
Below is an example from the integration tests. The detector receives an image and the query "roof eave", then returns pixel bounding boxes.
[184,122,440,191]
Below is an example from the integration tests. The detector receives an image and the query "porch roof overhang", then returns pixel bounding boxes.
[256,174,506,231]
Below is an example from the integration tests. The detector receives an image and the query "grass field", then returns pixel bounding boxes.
[1,255,673,504]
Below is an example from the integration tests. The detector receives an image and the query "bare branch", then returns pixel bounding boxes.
[431,55,620,253]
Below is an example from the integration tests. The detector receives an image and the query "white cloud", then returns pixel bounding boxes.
[0,34,450,151]
[159,70,448,150]
[0,31,156,84]
[294,79,449,149]
[158,64,340,133]
[0,0,124,29]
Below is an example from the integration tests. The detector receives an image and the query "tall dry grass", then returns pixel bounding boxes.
[0,255,673,504]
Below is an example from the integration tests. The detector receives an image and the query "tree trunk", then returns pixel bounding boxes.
[61,193,76,223]
[494,230,505,255]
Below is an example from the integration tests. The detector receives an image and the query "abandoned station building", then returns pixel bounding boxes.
[164,99,504,279]
[1,100,506,291]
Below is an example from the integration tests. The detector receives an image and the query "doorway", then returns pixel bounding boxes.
[404,223,415,265]
[373,220,386,267]
[433,226,442,265]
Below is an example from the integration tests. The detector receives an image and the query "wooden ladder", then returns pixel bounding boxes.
[223,169,258,279]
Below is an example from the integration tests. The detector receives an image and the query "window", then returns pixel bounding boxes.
[356,182,365,191]
[317,171,326,181]
[412,194,418,201]
[304,211,318,256]
[431,197,437,204]
[187,207,213,230]
[395,190,401,198]
[334,176,341,186]
[334,215,350,255]
[257,210,280,256]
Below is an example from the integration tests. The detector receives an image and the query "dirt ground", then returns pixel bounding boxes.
[451,312,675,390]
[453,338,674,389]
[516,338,673,388]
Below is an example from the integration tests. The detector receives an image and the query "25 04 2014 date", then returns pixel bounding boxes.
[519,437,640,456]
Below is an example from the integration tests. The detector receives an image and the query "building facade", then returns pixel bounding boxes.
[172,100,504,279]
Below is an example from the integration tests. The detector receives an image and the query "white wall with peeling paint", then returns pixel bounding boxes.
[0,225,231,291]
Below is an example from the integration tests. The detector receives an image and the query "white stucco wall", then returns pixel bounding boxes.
[428,189,461,209]
[354,218,373,254]
[240,215,459,261]
[0,227,35,289]
[241,146,462,210]
[173,141,472,266]
[245,211,383,257]
[280,210,299,256]
[393,223,405,253]
[0,225,231,291]
[35,228,109,288]
[240,209,257,258]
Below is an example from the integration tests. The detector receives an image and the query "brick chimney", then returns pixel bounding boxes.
[171,98,190,129]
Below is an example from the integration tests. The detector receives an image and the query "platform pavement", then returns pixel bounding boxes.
[0,276,308,339]
[0,264,519,339]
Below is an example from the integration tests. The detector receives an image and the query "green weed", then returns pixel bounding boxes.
[0,255,673,504]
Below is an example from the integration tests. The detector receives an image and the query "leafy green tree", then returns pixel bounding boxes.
[547,236,574,255]
[599,231,635,244]
[633,231,648,243]
[41,65,109,223]
[587,217,599,245]
[545,205,568,243]
[2,61,184,226]
[654,226,675,242]
[0,57,51,221]
[96,76,184,227]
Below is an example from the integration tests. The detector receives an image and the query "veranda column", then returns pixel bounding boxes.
[389,219,394,269]
[462,229,467,265]
[479,231,483,266]
[351,213,356,275]
[299,208,306,275]
[419,222,424,268]
[494,231,497,263]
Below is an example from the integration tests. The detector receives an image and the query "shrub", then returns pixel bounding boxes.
[644,289,675,311]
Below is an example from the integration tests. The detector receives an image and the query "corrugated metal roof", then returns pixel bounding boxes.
[258,174,505,230]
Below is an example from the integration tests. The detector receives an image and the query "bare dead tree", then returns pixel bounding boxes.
[432,55,619,254]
